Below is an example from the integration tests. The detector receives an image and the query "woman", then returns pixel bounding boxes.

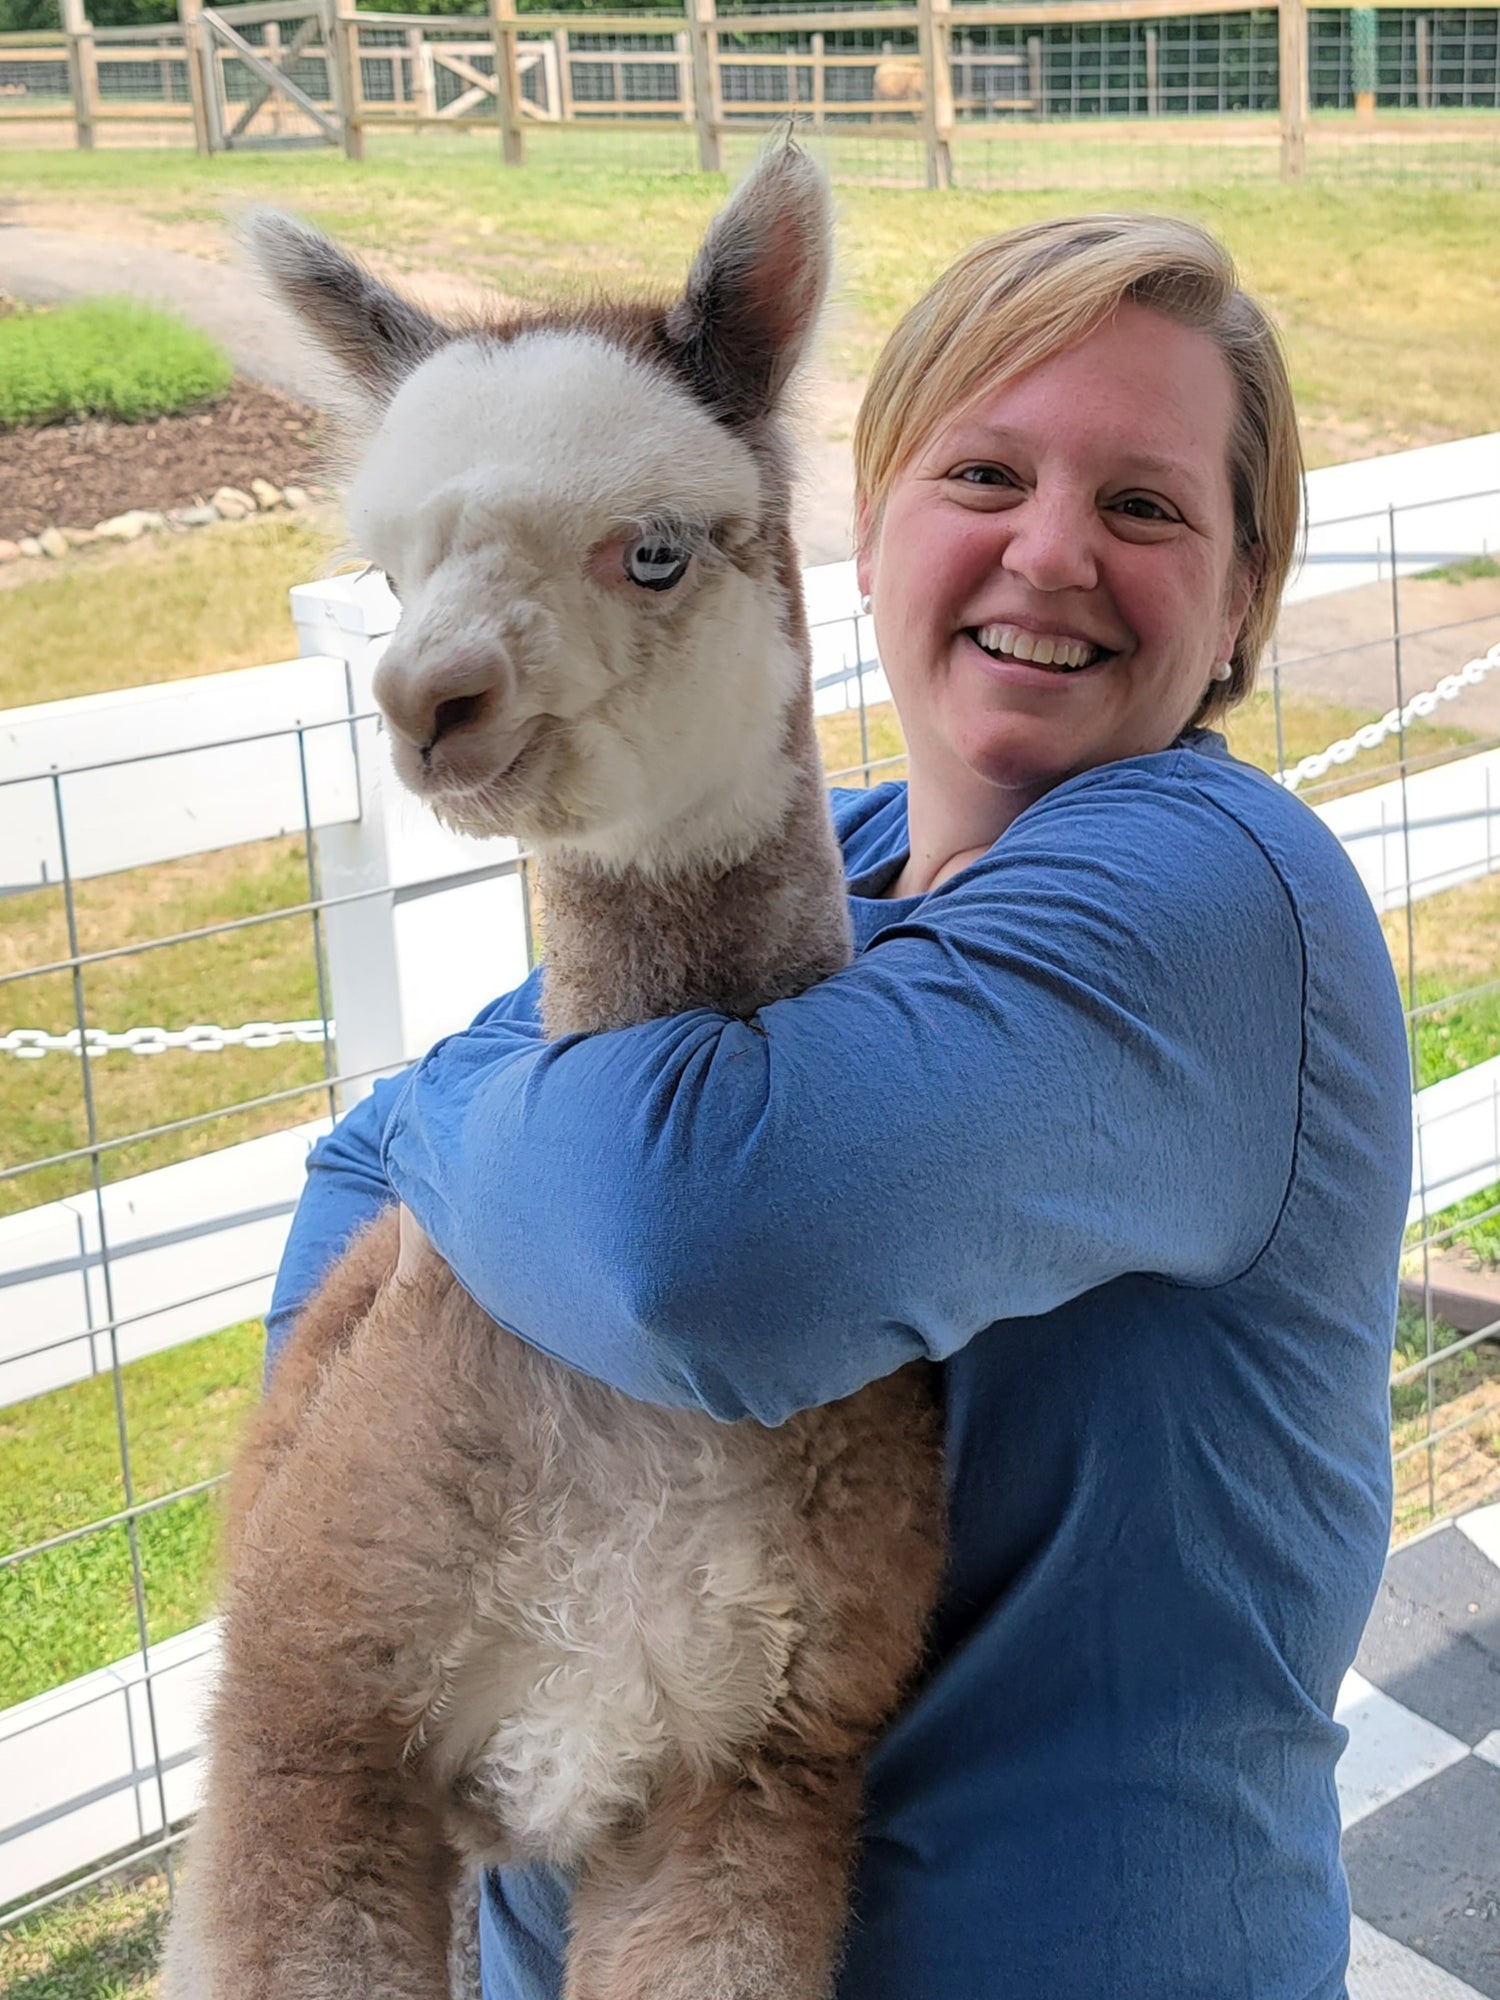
[267,213,1412,1997]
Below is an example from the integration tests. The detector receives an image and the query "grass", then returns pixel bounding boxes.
[0,1864,168,1998]
[1417,553,1500,586]
[0,514,336,709]
[11,132,1500,464]
[0,1319,262,1710]
[1392,1293,1500,1539]
[0,299,231,430]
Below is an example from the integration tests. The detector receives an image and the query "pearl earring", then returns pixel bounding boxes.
[859,593,872,616]
[1210,659,1233,683]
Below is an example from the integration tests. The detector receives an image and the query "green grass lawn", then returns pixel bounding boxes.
[0,298,232,429]
[0,1320,263,1710]
[13,131,1500,464]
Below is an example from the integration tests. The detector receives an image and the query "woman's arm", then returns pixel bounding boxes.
[381,765,1313,1425]
[263,963,547,1367]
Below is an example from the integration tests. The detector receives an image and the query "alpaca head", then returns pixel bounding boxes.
[247,147,831,875]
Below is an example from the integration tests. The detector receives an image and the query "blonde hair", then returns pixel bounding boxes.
[853,213,1304,723]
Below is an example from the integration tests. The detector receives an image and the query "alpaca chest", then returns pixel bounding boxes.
[418,1339,802,1868]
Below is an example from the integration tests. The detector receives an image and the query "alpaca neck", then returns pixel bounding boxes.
[536,697,851,1039]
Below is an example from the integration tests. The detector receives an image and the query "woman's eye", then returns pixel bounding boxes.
[954,465,1016,488]
[623,538,692,592]
[1112,496,1178,523]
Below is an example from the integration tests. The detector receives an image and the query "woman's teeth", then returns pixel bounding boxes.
[972,625,1099,672]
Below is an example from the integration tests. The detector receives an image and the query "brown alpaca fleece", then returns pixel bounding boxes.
[162,146,945,2000]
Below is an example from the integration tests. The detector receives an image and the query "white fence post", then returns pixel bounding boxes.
[290,573,534,1113]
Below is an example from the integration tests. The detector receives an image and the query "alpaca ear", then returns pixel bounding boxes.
[242,209,447,406]
[665,142,832,430]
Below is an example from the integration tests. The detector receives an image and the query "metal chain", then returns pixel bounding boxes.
[1,1021,333,1059]
[1276,636,1500,792]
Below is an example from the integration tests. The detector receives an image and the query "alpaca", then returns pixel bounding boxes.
[161,147,945,2000]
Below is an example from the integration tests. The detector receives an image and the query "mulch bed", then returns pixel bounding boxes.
[0,381,323,541]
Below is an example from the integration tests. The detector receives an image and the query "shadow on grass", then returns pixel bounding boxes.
[1,1869,167,2000]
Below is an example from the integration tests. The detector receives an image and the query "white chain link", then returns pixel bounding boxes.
[1276,637,1500,792]
[1,1021,333,1059]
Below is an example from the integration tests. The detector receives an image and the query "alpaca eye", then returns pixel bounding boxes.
[623,538,691,593]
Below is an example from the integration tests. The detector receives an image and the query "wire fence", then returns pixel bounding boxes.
[4,0,1500,192]
[2,504,1500,1947]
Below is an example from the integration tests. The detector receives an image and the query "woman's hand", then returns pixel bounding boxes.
[395,1202,435,1285]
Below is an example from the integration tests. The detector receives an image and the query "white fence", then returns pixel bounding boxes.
[3,432,1500,1915]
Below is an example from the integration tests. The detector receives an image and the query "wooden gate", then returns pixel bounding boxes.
[191,0,350,151]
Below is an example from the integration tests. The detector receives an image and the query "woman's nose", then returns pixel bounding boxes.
[998,494,1100,594]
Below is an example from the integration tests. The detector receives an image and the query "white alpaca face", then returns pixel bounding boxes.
[355,332,804,870]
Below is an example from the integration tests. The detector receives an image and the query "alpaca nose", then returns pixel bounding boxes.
[373,650,510,755]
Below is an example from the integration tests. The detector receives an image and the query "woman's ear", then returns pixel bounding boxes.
[855,496,875,602]
[1219,547,1260,668]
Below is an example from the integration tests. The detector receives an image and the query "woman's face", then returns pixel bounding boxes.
[858,302,1256,820]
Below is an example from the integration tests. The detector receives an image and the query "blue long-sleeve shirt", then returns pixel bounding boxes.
[266,731,1412,1999]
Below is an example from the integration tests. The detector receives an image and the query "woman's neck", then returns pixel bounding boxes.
[884,770,1042,900]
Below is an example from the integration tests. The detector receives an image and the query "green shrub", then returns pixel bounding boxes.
[0,297,233,428]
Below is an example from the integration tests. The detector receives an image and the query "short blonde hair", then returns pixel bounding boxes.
[853,213,1303,723]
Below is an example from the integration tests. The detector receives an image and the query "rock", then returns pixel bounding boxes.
[38,527,68,559]
[96,510,149,543]
[251,478,281,511]
[0,539,21,563]
[172,504,219,529]
[62,526,96,548]
[210,486,254,520]
[18,536,43,559]
[138,510,167,533]
[280,485,311,510]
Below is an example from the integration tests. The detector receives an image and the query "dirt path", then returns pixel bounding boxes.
[0,222,861,564]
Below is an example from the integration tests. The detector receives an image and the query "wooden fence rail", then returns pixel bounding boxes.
[1,0,1495,177]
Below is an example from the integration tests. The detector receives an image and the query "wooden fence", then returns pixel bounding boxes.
[0,0,1495,180]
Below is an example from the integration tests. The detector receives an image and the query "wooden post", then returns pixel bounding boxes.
[488,0,524,166]
[327,0,365,159]
[811,28,825,127]
[1414,13,1430,108]
[1027,32,1042,118]
[1144,23,1158,115]
[672,29,690,122]
[177,0,213,152]
[1351,3,1376,125]
[59,0,98,151]
[262,17,284,135]
[407,25,436,117]
[917,0,954,190]
[1278,0,1306,182]
[555,27,577,121]
[683,0,723,174]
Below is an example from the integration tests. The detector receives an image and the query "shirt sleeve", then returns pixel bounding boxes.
[380,764,1306,1426]
[263,962,547,1368]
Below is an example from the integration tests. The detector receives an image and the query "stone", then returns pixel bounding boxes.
[37,527,68,559]
[62,526,96,548]
[96,511,148,543]
[138,510,167,533]
[210,486,254,520]
[251,478,281,511]
[0,539,21,563]
[281,486,311,510]
[18,536,43,559]
[172,504,219,529]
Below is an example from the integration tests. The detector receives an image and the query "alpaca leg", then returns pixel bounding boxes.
[183,1268,508,2000]
[162,1757,458,2000]
[225,1205,400,1556]
[565,1754,864,2000]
